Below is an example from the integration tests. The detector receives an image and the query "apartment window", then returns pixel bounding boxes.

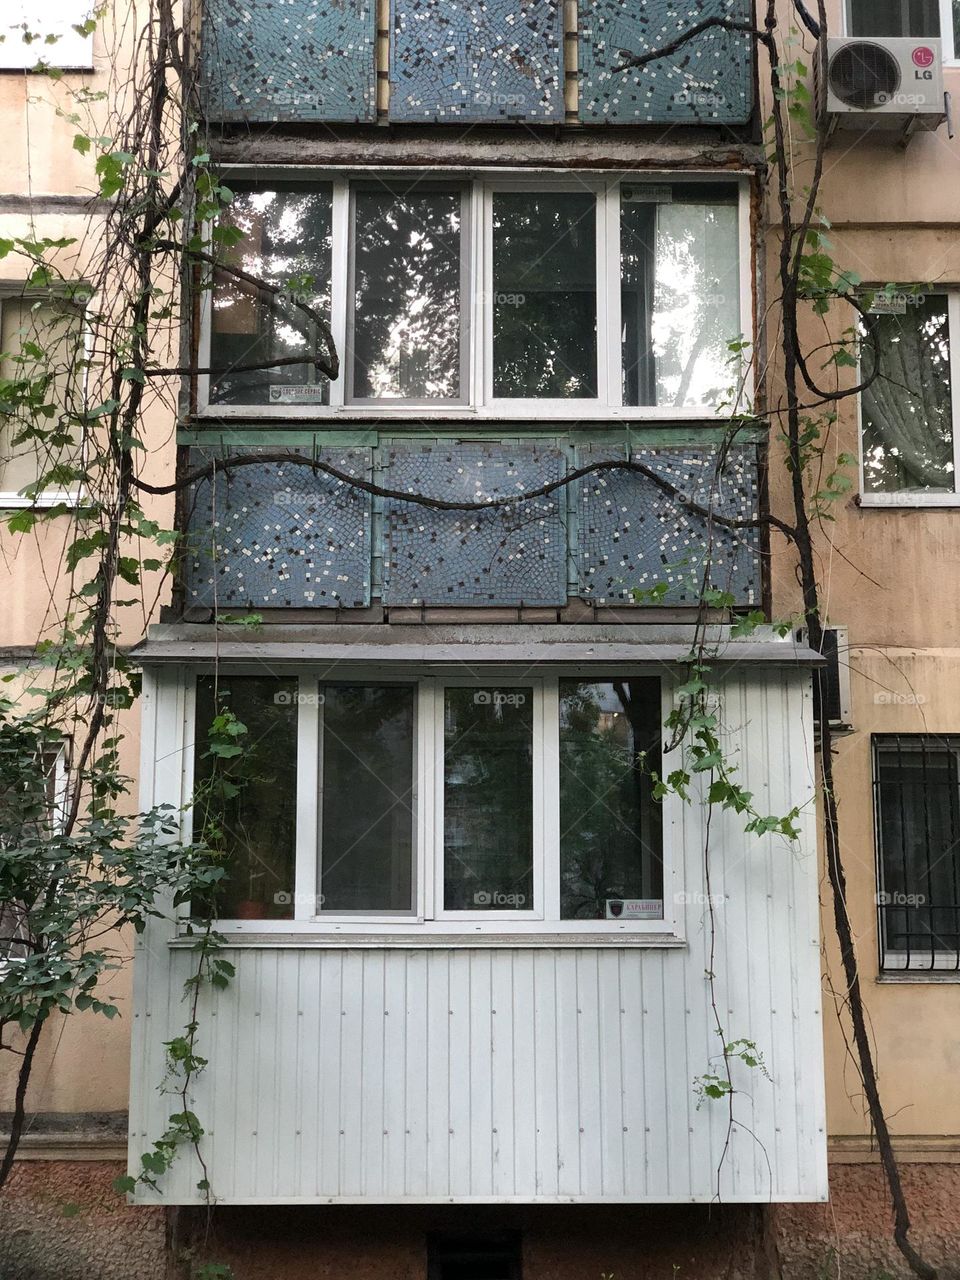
[0,292,84,508]
[875,736,960,972]
[0,1,94,70]
[199,175,748,418]
[848,0,960,56]
[860,292,960,503]
[191,673,666,932]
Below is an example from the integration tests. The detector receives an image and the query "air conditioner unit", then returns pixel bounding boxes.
[826,37,946,135]
[797,625,853,731]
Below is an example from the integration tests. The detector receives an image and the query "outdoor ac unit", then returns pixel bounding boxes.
[825,37,946,134]
[797,625,853,731]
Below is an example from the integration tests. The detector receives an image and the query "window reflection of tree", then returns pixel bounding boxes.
[493,192,598,399]
[352,188,462,400]
[559,679,663,920]
[210,186,333,405]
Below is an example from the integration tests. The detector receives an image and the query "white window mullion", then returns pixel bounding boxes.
[941,0,957,60]
[328,179,351,408]
[541,677,561,922]
[419,680,436,921]
[481,182,495,407]
[603,183,624,411]
[432,680,447,918]
[949,293,960,494]
[296,675,321,920]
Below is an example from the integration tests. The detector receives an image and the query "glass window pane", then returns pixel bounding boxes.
[849,0,939,34]
[193,677,299,920]
[1,297,83,496]
[861,295,954,493]
[877,739,960,958]
[622,191,740,408]
[493,191,597,399]
[352,188,462,400]
[319,685,415,913]
[559,679,663,921]
[443,687,534,911]
[209,185,333,406]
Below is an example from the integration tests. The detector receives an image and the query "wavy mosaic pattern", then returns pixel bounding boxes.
[388,0,564,122]
[382,442,567,606]
[576,443,761,605]
[578,0,754,125]
[201,0,376,123]
[185,447,373,609]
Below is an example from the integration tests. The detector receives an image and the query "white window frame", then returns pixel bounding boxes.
[0,287,87,510]
[858,289,960,507]
[177,666,682,941]
[195,169,754,424]
[0,1,95,71]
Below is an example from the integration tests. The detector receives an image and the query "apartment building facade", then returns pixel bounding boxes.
[1,1,959,1278]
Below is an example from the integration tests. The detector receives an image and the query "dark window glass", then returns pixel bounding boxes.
[559,679,663,920]
[493,191,597,398]
[443,687,534,911]
[861,294,954,493]
[428,1236,521,1280]
[209,185,333,407]
[351,187,462,400]
[849,0,940,35]
[194,677,299,919]
[875,736,960,967]
[319,685,415,913]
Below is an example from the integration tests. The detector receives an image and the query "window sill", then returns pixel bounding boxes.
[858,494,960,509]
[0,491,82,511]
[878,969,960,983]
[189,404,733,425]
[168,928,688,950]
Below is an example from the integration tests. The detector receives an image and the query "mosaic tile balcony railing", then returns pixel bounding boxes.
[199,0,755,127]
[182,435,763,611]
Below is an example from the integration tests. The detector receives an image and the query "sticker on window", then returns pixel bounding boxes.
[605,898,663,920]
[269,385,327,403]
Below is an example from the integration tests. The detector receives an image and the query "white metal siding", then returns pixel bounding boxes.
[128,667,827,1205]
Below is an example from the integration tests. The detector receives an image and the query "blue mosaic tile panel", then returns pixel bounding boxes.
[185,447,372,609]
[388,0,564,122]
[578,0,754,125]
[382,443,567,606]
[577,444,761,605]
[201,0,376,124]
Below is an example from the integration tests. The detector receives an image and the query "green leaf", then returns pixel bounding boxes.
[72,134,91,155]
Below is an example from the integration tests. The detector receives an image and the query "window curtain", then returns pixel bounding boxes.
[861,300,954,490]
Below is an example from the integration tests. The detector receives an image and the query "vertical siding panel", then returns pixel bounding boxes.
[430,947,455,1192]
[296,952,321,1200]
[317,953,343,1198]
[404,950,430,1197]
[554,949,581,1197]
[619,951,646,1198]
[360,952,386,1196]
[532,950,559,1197]
[468,951,494,1196]
[597,950,625,1198]
[339,950,364,1195]
[272,951,302,1197]
[382,952,408,1195]
[490,950,516,1197]
[576,950,603,1196]
[511,951,537,1196]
